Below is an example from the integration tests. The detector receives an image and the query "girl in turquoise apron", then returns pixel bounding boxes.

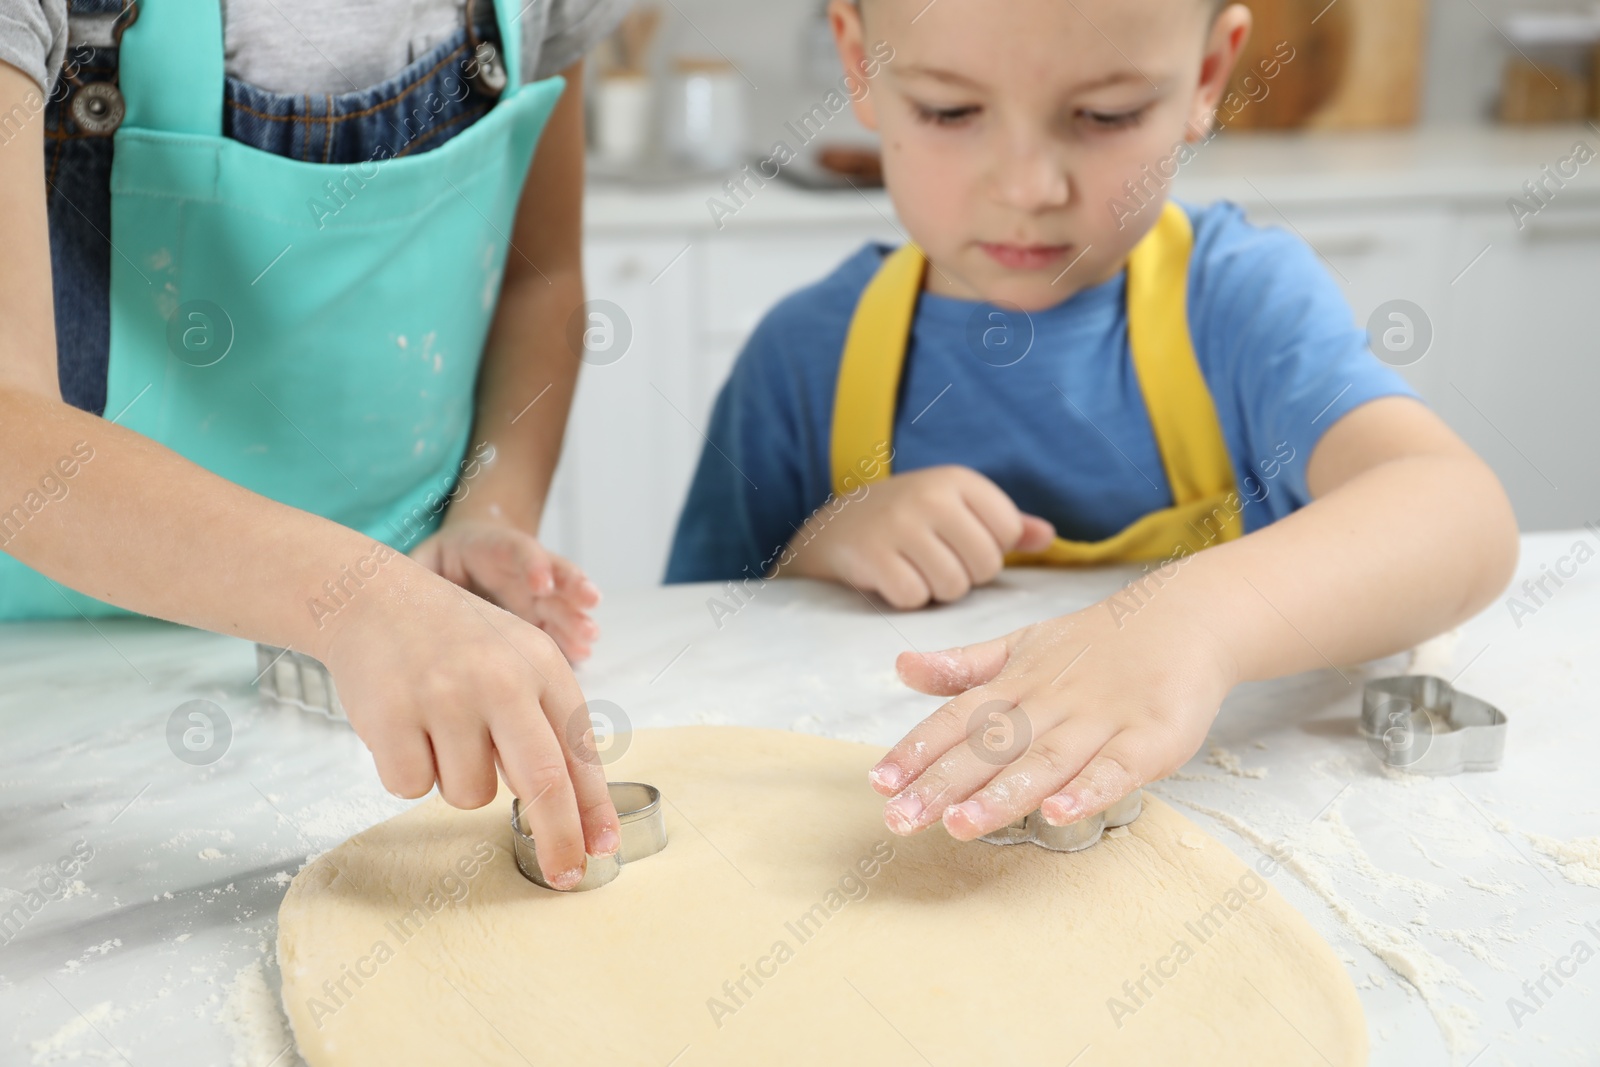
[0,0,623,889]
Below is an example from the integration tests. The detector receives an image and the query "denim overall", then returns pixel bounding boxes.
[8,0,565,619]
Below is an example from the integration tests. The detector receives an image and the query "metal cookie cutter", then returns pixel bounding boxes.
[979,789,1144,852]
[256,645,345,721]
[512,782,668,892]
[1361,675,1507,776]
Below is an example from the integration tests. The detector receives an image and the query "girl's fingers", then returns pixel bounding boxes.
[940,717,1118,840]
[522,545,556,597]
[525,646,622,859]
[551,700,624,858]
[464,534,547,612]
[407,536,443,575]
[493,714,590,889]
[493,715,620,862]
[369,727,438,800]
[430,726,499,810]
[526,596,599,648]
[894,633,1017,697]
[1039,734,1152,826]
[550,554,601,607]
[535,624,593,666]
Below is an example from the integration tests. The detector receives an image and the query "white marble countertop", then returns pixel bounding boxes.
[2,531,1597,1066]
[584,124,1600,233]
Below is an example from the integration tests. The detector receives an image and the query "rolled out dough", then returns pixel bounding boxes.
[278,727,1366,1065]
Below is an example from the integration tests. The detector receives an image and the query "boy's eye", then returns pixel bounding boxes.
[1079,106,1149,130]
[912,103,981,127]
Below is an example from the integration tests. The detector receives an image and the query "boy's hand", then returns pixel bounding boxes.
[866,593,1237,838]
[410,518,601,662]
[314,561,619,891]
[783,466,1056,609]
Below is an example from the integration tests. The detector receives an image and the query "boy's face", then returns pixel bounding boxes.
[835,0,1250,311]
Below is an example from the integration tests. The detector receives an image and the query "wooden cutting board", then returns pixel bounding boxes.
[1224,0,1429,129]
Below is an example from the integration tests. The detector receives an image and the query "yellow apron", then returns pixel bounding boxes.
[829,201,1243,565]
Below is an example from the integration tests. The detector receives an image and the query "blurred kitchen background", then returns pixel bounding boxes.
[540,0,1600,590]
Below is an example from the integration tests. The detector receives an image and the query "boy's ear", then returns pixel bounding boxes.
[829,0,881,131]
[1187,4,1252,140]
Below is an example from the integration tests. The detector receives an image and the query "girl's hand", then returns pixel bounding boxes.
[782,465,1056,609]
[867,592,1239,838]
[315,558,619,891]
[411,518,601,662]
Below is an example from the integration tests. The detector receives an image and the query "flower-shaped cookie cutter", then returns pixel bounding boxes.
[1360,675,1507,776]
[979,789,1144,852]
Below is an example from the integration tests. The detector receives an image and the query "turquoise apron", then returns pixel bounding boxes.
[0,1,564,620]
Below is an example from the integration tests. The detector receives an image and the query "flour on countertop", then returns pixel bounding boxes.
[1522,831,1600,889]
[1206,745,1268,779]
[218,958,296,1067]
[30,1001,126,1064]
[288,792,410,843]
[199,848,224,861]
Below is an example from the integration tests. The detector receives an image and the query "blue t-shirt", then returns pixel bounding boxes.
[665,201,1416,584]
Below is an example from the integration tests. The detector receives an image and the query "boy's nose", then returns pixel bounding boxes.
[992,136,1072,212]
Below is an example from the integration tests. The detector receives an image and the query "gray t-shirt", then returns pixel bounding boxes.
[0,0,627,96]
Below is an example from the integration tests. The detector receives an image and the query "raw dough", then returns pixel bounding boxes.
[278,727,1366,1065]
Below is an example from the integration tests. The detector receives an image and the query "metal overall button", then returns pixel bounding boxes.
[467,41,507,97]
[71,82,126,136]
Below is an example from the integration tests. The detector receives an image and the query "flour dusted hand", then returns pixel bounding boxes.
[868,592,1235,840]
[781,465,1055,609]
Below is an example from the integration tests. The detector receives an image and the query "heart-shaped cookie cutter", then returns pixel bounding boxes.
[511,782,668,892]
[1360,675,1507,776]
[979,789,1144,852]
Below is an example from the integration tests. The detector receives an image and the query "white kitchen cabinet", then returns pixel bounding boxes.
[693,225,901,423]
[541,238,699,590]
[1236,204,1455,395]
[1442,204,1600,531]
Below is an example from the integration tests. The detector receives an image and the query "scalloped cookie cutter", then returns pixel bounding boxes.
[512,782,668,892]
[1360,675,1507,776]
[256,645,344,721]
[979,789,1144,852]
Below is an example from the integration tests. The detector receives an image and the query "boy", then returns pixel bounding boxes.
[667,0,1518,842]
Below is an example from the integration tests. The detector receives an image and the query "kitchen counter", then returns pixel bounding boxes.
[2,531,1597,1065]
[584,123,1600,232]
